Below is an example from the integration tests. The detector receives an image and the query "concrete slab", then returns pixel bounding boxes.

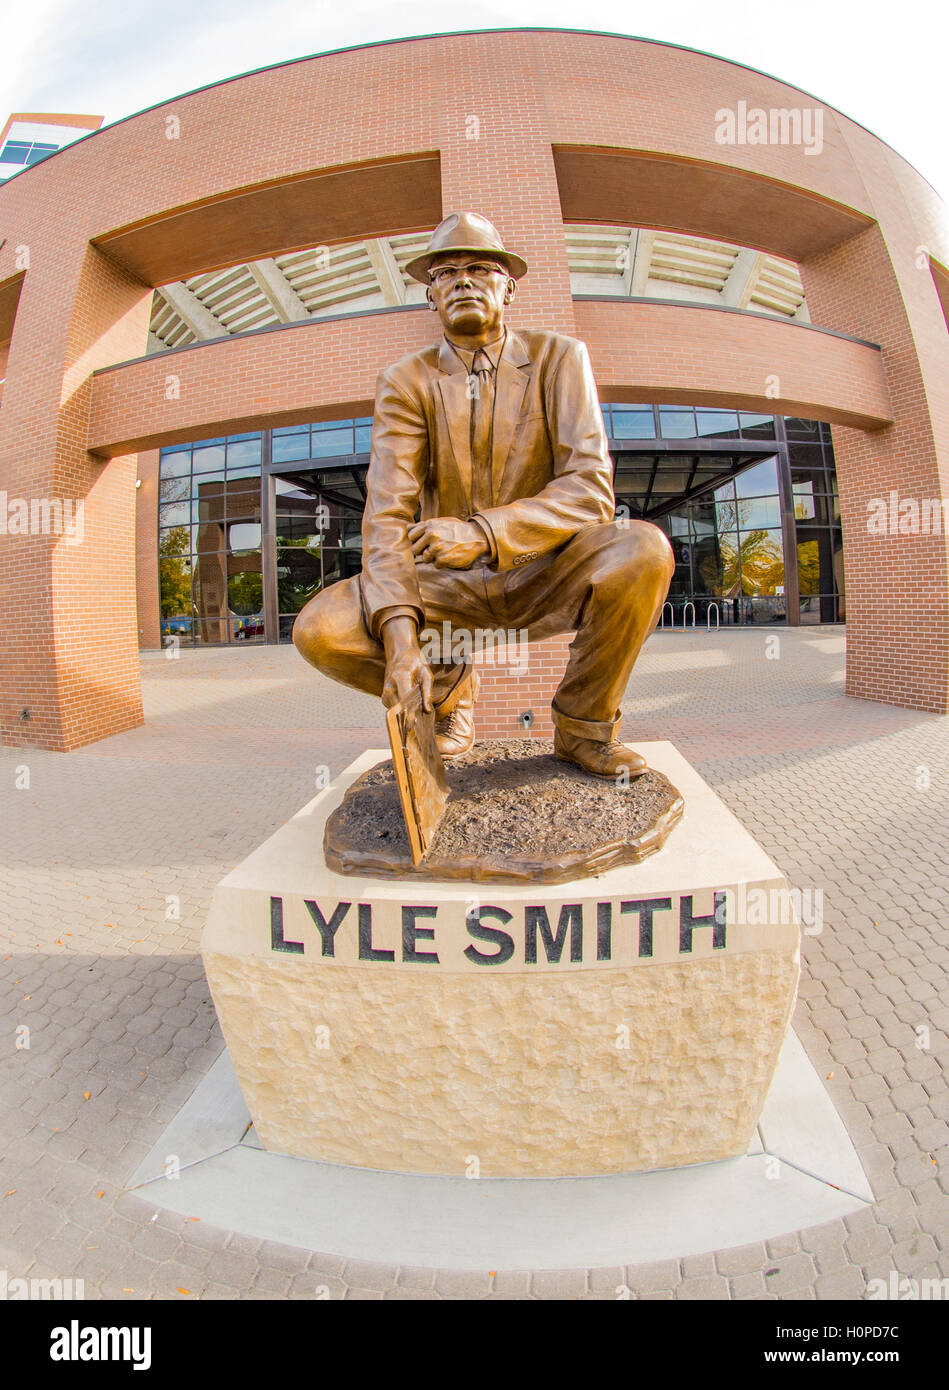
[127,1048,250,1186]
[127,1029,871,1270]
[759,1029,875,1201]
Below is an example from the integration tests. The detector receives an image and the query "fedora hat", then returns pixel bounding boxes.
[405,212,528,284]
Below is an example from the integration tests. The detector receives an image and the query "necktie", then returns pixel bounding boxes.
[469,348,494,514]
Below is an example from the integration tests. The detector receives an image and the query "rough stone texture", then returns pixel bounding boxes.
[204,947,799,1176]
[325,740,683,884]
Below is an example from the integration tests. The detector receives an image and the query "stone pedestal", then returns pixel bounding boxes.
[201,742,800,1178]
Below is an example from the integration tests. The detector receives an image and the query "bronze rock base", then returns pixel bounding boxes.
[324,738,684,884]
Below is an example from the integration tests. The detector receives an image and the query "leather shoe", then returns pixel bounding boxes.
[433,668,480,757]
[554,729,649,779]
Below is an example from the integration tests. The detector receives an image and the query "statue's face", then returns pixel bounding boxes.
[426,255,515,336]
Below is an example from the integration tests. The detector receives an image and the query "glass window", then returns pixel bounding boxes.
[715,496,740,530]
[689,501,717,537]
[0,142,30,165]
[695,409,740,438]
[272,432,311,462]
[735,457,779,498]
[277,548,323,612]
[228,522,261,550]
[158,501,191,528]
[739,529,784,595]
[659,408,696,439]
[747,596,787,624]
[737,495,781,529]
[797,539,821,595]
[158,476,191,504]
[784,417,822,441]
[194,523,226,553]
[192,444,226,472]
[159,449,191,479]
[788,442,826,471]
[194,486,227,524]
[610,409,656,440]
[792,480,817,519]
[311,427,355,458]
[355,424,373,451]
[159,553,192,624]
[223,485,261,523]
[740,413,776,439]
[226,566,263,617]
[226,437,261,469]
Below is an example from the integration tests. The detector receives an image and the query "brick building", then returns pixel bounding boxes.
[0,30,947,750]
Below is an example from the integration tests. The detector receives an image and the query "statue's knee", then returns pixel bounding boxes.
[611,520,674,584]
[292,598,332,671]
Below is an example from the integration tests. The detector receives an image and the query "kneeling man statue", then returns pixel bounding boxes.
[294,212,674,778]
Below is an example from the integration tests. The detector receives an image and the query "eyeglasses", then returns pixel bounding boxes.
[429,262,507,285]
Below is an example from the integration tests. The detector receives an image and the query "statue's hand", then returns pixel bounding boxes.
[380,617,433,711]
[408,518,489,569]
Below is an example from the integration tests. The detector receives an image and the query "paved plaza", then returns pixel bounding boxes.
[1,626,947,1299]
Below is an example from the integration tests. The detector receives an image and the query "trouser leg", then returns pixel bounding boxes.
[292,565,496,705]
[501,520,674,741]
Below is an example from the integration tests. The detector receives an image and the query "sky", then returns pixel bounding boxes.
[1,0,946,202]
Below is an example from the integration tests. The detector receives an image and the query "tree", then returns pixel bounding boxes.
[159,526,191,618]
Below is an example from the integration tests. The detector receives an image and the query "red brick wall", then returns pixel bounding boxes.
[1,29,947,749]
[475,634,573,740]
[135,449,161,648]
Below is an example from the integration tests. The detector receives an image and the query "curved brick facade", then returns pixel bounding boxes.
[1,29,948,748]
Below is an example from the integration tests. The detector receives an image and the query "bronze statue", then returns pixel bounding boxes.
[294,212,674,779]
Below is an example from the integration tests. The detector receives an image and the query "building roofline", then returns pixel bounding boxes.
[0,29,942,202]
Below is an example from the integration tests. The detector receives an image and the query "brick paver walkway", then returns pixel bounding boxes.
[1,626,947,1299]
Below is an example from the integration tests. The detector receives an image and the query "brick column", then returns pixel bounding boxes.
[801,221,949,713]
[0,244,153,749]
[135,448,161,649]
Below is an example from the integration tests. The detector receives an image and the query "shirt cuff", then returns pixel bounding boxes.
[377,605,422,638]
[469,514,498,565]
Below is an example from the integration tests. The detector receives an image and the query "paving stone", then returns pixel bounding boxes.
[490,1271,531,1296]
[766,1232,802,1259]
[342,1259,399,1292]
[715,1242,768,1276]
[891,1234,940,1275]
[815,1265,872,1299]
[729,1271,767,1298]
[760,1253,817,1294]
[675,1275,729,1300]
[530,1269,588,1299]
[625,1259,680,1293]
[588,1265,628,1292]
[288,1273,346,1299]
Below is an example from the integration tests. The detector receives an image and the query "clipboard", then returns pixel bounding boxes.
[385,686,449,866]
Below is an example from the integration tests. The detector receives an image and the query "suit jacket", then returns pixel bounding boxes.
[359,327,616,638]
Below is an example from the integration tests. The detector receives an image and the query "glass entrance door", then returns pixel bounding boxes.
[272,467,366,641]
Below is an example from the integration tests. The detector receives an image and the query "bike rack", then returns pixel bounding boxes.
[683,601,696,629]
[661,601,674,629]
[707,603,720,631]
